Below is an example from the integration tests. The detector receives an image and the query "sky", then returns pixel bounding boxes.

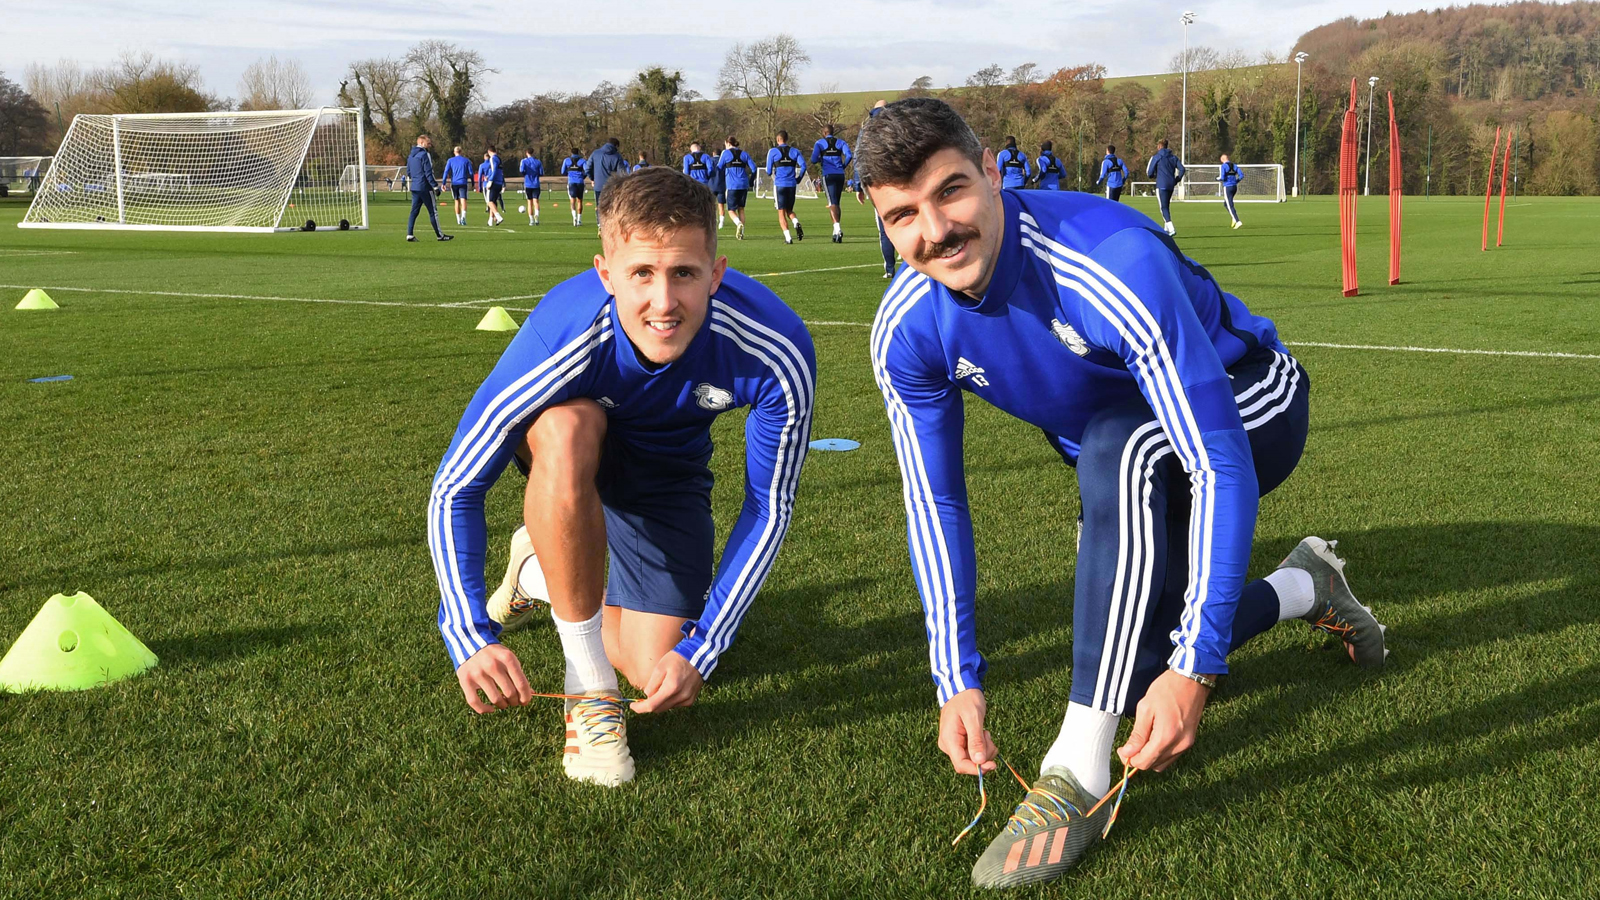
[8,0,1486,106]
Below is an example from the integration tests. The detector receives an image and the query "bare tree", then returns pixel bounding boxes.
[88,52,221,114]
[716,34,810,140]
[238,55,314,110]
[343,57,409,151]
[405,40,493,146]
[1168,45,1224,73]
[1009,63,1041,85]
[904,75,935,98]
[23,59,89,143]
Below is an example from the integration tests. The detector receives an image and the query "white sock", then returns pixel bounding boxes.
[1267,567,1316,620]
[782,229,791,241]
[791,217,799,226]
[1039,702,1119,798]
[552,608,618,696]
[832,222,841,234]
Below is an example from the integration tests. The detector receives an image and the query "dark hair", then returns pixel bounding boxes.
[824,124,835,136]
[776,130,788,142]
[598,167,716,252]
[1158,138,1169,149]
[1106,144,1116,154]
[1040,140,1053,152]
[854,98,983,189]
[487,145,497,153]
[690,140,701,149]
[607,136,620,148]
[571,147,580,155]
[727,135,740,147]
[1004,135,1017,148]
[525,148,534,155]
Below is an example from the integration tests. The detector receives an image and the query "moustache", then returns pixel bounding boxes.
[916,226,981,264]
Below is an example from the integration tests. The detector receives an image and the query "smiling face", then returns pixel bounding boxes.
[868,147,1006,298]
[595,227,725,367]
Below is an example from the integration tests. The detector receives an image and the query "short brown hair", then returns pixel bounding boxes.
[855,98,983,189]
[598,166,717,253]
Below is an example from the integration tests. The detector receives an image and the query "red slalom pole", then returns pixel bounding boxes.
[1482,126,1499,252]
[1497,130,1512,246]
[1339,79,1360,297]
[1387,91,1402,286]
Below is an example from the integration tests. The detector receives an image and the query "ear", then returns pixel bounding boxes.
[594,253,614,295]
[709,254,728,296]
[982,149,1003,195]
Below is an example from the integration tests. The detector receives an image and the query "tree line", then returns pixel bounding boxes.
[5,4,1598,196]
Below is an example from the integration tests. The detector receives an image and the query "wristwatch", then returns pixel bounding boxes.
[1174,670,1220,690]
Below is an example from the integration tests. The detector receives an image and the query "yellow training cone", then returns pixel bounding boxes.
[475,306,519,332]
[15,289,58,310]
[0,593,158,692]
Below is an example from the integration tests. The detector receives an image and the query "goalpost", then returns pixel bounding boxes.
[0,157,52,195]
[20,108,367,232]
[340,164,407,194]
[754,169,819,201]
[1178,164,1286,202]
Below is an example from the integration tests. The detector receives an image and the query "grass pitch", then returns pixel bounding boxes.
[2,190,1598,898]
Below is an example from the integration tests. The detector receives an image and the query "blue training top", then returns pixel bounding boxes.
[1097,154,1129,190]
[683,151,716,184]
[562,154,587,184]
[995,147,1030,189]
[443,154,474,186]
[765,144,806,188]
[719,148,756,191]
[810,136,853,176]
[870,189,1284,704]
[519,156,543,188]
[1035,151,1064,189]
[1147,148,1186,190]
[429,268,817,679]
[1219,161,1242,188]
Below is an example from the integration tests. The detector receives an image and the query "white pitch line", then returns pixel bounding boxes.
[751,263,882,277]
[1287,341,1600,361]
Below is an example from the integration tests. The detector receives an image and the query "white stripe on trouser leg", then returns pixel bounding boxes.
[1089,351,1302,713]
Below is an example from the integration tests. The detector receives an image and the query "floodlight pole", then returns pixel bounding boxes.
[1292,52,1307,198]
[1181,11,1195,173]
[1364,76,1378,196]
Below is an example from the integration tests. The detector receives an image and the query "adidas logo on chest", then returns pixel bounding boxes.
[954,357,990,387]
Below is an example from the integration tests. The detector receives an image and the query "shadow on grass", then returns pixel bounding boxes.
[634,521,1600,795]
[144,623,338,669]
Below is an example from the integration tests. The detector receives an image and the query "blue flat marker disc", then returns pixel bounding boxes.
[28,375,73,383]
[809,438,860,451]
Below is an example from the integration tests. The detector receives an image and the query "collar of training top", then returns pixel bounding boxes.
[940,189,1023,318]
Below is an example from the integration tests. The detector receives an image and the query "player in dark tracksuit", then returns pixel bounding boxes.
[853,101,898,278]
[1218,154,1244,229]
[405,135,451,242]
[1146,138,1186,234]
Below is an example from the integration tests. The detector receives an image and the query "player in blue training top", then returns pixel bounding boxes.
[853,100,900,278]
[443,145,475,226]
[519,149,544,226]
[765,130,807,245]
[1033,140,1064,190]
[1218,153,1244,230]
[1093,144,1130,203]
[855,98,1387,887]
[632,152,650,172]
[811,124,853,242]
[561,147,588,226]
[995,136,1030,189]
[428,166,816,788]
[1146,138,1186,235]
[718,136,757,241]
[484,146,506,227]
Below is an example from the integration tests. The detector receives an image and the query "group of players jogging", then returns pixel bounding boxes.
[427,97,1388,890]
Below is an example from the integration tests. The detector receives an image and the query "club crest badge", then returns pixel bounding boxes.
[693,383,735,410]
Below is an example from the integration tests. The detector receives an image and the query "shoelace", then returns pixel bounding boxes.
[569,696,627,749]
[1309,608,1356,639]
[953,760,1137,848]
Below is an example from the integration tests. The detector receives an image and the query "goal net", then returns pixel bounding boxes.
[340,164,407,193]
[1178,164,1285,202]
[20,108,367,232]
[0,157,52,194]
[754,169,819,200]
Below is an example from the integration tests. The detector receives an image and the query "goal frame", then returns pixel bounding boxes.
[18,108,368,233]
[1177,164,1286,202]
[754,169,819,201]
[0,156,53,194]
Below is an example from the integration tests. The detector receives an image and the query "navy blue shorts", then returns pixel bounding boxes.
[487,183,504,205]
[714,188,727,204]
[725,188,748,211]
[568,183,585,200]
[597,435,715,619]
[524,187,540,199]
[774,186,796,212]
[823,174,846,206]
[451,185,469,200]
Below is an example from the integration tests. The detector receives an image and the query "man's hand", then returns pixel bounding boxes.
[456,643,533,714]
[1117,669,1212,771]
[854,189,866,206]
[939,688,997,775]
[630,650,704,713]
